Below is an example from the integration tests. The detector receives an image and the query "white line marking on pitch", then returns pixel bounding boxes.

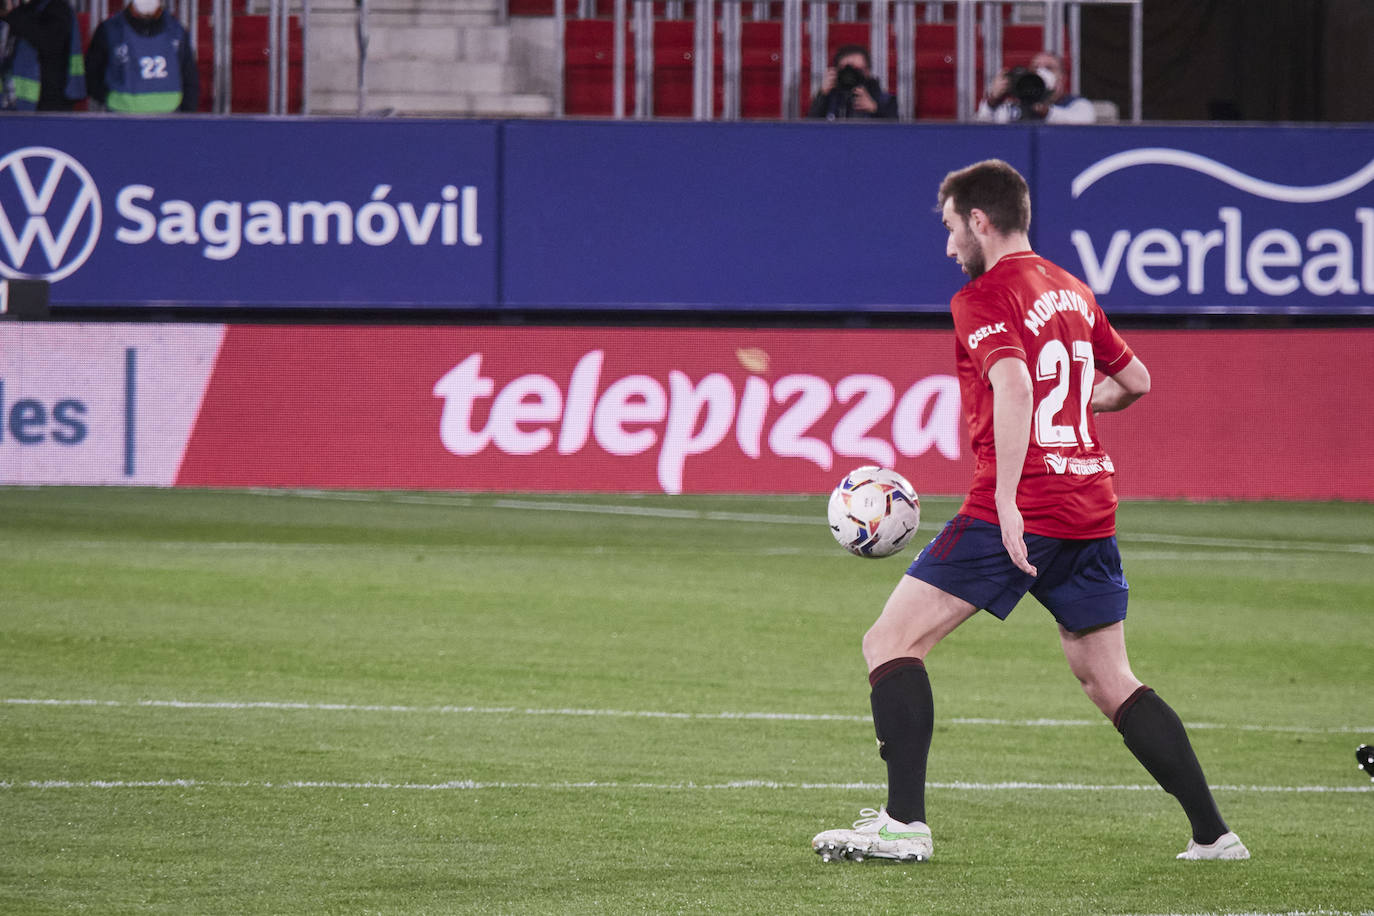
[1120,532,1374,555]
[1119,912,1374,916]
[242,488,1374,555]
[4,697,1368,736]
[1,779,1369,794]
[245,488,821,527]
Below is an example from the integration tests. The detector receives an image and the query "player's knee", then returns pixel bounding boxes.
[1076,676,1109,709]
[1074,671,1138,717]
[860,625,884,668]
[1072,669,1101,694]
[862,620,928,670]
[861,623,899,670]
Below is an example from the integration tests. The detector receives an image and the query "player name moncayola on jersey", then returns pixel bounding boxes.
[950,251,1135,538]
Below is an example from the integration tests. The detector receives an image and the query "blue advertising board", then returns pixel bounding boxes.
[1,116,1370,315]
[1032,125,1374,315]
[500,120,1031,311]
[0,117,499,307]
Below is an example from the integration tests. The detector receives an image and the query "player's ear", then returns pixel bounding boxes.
[967,208,990,236]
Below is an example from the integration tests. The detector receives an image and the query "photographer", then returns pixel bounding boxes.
[808,45,898,120]
[976,51,1095,124]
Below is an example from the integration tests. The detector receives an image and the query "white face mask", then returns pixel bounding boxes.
[1035,67,1058,93]
[131,0,161,13]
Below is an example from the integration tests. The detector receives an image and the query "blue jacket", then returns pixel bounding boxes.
[807,74,899,120]
[86,8,197,113]
[1,0,84,110]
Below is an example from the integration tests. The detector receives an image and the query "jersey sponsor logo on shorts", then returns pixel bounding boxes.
[966,322,1007,349]
[1044,454,1115,475]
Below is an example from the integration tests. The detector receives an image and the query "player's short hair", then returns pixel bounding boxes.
[937,159,1031,234]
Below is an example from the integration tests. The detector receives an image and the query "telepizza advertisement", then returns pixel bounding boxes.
[3,324,1370,501]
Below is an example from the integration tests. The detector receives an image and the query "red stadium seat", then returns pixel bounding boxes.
[194,14,304,113]
[653,20,694,117]
[557,8,1071,120]
[508,0,578,15]
[1001,24,1045,53]
[739,20,782,118]
[564,19,634,116]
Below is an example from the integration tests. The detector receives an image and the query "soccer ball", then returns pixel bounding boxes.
[827,466,921,559]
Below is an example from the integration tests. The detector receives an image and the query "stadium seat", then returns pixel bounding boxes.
[556,6,1073,120]
[194,14,304,113]
[508,0,578,15]
[1001,23,1045,53]
[739,20,781,118]
[825,21,869,58]
[588,0,691,18]
[653,20,694,117]
[564,19,635,116]
[914,62,955,119]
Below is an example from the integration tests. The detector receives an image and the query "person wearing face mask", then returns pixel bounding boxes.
[0,0,85,110]
[976,51,1095,124]
[85,0,198,112]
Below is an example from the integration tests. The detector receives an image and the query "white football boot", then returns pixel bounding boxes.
[1176,831,1250,860]
[812,807,932,863]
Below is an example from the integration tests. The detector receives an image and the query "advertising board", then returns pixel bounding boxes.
[5,323,1369,501]
[4,118,1369,315]
[1035,127,1374,315]
[0,119,497,307]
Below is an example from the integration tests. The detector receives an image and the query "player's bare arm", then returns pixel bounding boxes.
[1091,356,1151,413]
[988,357,1038,576]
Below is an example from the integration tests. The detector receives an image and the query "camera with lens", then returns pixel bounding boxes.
[836,64,869,92]
[1006,67,1050,107]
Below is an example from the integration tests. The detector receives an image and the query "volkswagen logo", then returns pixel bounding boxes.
[0,146,102,282]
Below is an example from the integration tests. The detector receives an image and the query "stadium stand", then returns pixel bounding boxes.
[71,5,302,113]
[553,4,1060,120]
[195,13,304,113]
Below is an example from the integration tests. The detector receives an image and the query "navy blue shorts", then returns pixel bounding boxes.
[906,514,1128,632]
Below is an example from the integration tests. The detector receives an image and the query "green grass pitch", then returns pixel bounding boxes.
[1,486,1371,915]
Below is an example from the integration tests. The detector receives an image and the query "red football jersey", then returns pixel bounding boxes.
[950,251,1135,538]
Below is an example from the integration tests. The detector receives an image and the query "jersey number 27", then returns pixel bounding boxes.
[1033,339,1094,449]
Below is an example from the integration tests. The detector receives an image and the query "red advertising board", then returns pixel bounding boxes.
[1087,329,1374,501]
[170,325,1374,501]
[175,326,973,494]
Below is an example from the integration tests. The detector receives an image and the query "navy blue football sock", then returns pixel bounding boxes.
[869,657,933,825]
[1115,686,1229,844]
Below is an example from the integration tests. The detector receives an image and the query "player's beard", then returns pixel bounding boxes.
[961,237,988,279]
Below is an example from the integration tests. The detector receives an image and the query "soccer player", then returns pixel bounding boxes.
[812,159,1248,864]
